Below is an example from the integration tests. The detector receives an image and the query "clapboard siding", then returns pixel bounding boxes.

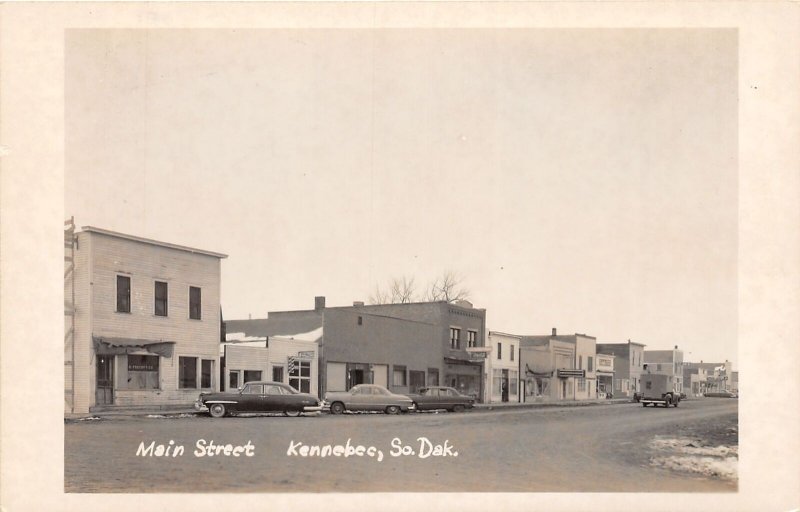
[69,230,224,413]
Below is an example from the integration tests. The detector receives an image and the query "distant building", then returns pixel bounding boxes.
[225,297,488,401]
[520,328,597,401]
[64,225,227,414]
[595,353,615,397]
[596,340,646,397]
[485,331,521,403]
[643,346,684,393]
[684,360,734,393]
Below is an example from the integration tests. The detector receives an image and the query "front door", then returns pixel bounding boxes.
[501,369,510,402]
[96,355,114,405]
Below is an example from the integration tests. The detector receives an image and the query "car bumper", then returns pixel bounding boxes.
[194,400,207,411]
[303,405,323,412]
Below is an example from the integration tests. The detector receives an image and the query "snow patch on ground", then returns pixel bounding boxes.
[649,436,737,481]
[145,413,197,419]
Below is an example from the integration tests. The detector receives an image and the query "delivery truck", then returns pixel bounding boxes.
[639,373,681,408]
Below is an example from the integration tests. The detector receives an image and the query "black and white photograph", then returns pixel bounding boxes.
[1,2,799,511]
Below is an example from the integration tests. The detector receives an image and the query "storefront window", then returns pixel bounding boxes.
[510,370,518,396]
[127,355,159,389]
[289,361,311,393]
[179,356,197,389]
[492,369,502,396]
[201,359,213,388]
[393,366,407,386]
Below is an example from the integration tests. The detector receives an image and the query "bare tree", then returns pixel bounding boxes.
[389,276,416,303]
[368,283,390,305]
[424,270,470,303]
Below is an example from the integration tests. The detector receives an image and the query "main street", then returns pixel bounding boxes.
[65,399,737,493]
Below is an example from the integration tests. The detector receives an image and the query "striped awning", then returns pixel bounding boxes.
[93,336,175,358]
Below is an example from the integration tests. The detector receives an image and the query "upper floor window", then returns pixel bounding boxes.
[467,330,477,348]
[154,281,168,316]
[449,327,461,349]
[497,342,502,360]
[511,345,515,361]
[578,355,583,369]
[189,286,202,320]
[116,275,131,313]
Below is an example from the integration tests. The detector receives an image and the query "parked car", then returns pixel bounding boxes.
[195,381,323,418]
[704,391,738,398]
[406,386,475,412]
[324,384,415,414]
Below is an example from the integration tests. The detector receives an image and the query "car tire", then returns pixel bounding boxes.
[412,402,420,412]
[284,409,302,417]
[330,402,345,415]
[664,396,672,408]
[642,402,647,407]
[385,405,400,415]
[453,404,465,413]
[209,403,226,418]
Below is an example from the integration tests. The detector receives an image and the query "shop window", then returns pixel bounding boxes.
[393,365,407,386]
[229,371,240,390]
[427,368,439,386]
[577,378,586,392]
[127,355,159,389]
[289,361,311,393]
[154,281,168,316]
[492,369,502,395]
[189,286,202,320]
[116,275,131,313]
[201,359,213,388]
[510,370,518,396]
[243,370,262,383]
[409,371,425,393]
[179,356,197,389]
[449,328,461,349]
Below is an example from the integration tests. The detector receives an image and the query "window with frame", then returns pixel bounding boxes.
[510,370,518,396]
[511,345,515,361]
[272,366,284,383]
[492,369,502,395]
[577,378,586,392]
[578,355,583,369]
[497,342,502,360]
[127,355,159,390]
[116,275,131,313]
[243,370,262,383]
[588,356,593,372]
[154,281,168,316]
[289,361,311,393]
[229,371,240,390]
[201,359,213,388]
[189,286,202,320]
[393,365,407,386]
[449,328,461,349]
[467,330,477,348]
[179,356,197,389]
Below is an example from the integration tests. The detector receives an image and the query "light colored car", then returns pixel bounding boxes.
[324,384,415,414]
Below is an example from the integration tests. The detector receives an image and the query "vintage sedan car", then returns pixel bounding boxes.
[323,384,415,414]
[195,381,323,418]
[406,386,475,412]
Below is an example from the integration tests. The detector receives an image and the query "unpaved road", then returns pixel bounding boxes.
[65,398,737,492]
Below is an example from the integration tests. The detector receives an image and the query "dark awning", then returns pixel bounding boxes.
[93,336,175,358]
[444,357,481,366]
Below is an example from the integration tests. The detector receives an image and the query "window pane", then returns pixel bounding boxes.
[229,371,239,389]
[116,275,130,313]
[189,286,202,319]
[179,356,197,389]
[243,370,261,383]
[154,281,168,316]
[201,359,213,388]
[127,355,159,390]
[300,362,310,377]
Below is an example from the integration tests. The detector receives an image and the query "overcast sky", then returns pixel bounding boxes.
[65,28,738,364]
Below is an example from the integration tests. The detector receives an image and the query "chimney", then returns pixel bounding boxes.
[353,301,365,307]
[552,327,557,336]
[314,296,326,310]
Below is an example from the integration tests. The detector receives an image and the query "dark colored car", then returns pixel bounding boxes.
[195,381,322,418]
[324,384,415,414]
[406,386,475,412]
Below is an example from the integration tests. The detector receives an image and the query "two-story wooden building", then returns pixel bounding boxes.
[64,226,226,414]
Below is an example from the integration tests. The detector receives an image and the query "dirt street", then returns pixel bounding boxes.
[65,398,737,492]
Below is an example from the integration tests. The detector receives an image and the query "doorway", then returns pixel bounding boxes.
[96,355,114,405]
[501,369,510,402]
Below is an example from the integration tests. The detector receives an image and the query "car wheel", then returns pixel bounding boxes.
[642,402,647,407]
[209,403,226,418]
[664,396,672,408]
[453,404,465,413]
[385,405,400,415]
[330,402,345,415]
[284,409,302,417]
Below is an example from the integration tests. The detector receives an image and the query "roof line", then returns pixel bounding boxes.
[80,226,228,259]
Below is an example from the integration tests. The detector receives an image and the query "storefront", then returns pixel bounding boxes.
[444,357,483,399]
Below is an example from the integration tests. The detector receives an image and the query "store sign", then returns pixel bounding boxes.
[557,369,585,378]
[297,350,315,359]
[468,351,487,361]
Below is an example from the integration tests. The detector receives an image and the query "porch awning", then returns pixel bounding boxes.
[93,336,176,358]
[444,357,481,366]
